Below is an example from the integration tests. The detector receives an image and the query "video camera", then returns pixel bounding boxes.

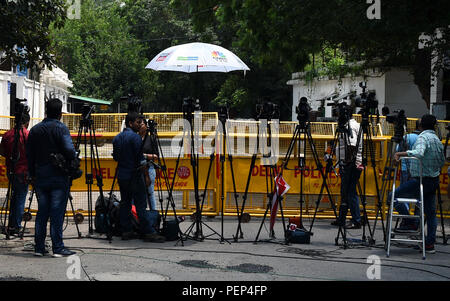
[296,97,311,124]
[121,94,143,114]
[256,101,279,120]
[354,82,378,112]
[14,98,30,126]
[147,119,157,134]
[336,102,353,127]
[386,109,407,142]
[218,105,229,123]
[81,103,95,121]
[182,97,201,122]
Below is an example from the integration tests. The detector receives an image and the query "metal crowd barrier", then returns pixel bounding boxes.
[0,113,448,221]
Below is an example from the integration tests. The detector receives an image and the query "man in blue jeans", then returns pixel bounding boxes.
[112,112,164,242]
[26,98,77,257]
[391,114,445,254]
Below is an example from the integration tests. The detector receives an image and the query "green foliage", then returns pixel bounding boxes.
[0,0,67,69]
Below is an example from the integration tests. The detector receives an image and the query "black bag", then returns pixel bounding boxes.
[50,152,83,179]
[95,193,121,236]
[161,218,180,241]
[286,228,311,244]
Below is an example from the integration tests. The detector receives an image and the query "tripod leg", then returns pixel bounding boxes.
[254,197,273,243]
[436,187,447,244]
[19,188,35,239]
[68,193,82,238]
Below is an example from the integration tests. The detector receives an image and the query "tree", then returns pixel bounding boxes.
[184,0,450,109]
[0,0,66,69]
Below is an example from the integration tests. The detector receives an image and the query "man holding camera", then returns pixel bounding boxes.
[112,112,165,242]
[26,98,77,257]
[391,114,445,254]
[0,111,30,235]
[331,107,363,229]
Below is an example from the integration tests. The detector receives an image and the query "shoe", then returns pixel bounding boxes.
[394,222,418,233]
[52,248,76,258]
[143,232,166,243]
[121,231,137,240]
[345,221,362,229]
[34,250,49,257]
[418,244,435,254]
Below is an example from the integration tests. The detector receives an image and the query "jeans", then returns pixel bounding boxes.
[118,174,155,234]
[388,177,439,245]
[339,164,362,224]
[34,179,70,253]
[147,165,157,211]
[8,174,29,230]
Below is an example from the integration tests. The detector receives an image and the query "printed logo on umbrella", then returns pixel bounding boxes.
[156,53,170,62]
[177,56,199,61]
[211,51,227,62]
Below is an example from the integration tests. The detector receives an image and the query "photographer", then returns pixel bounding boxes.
[331,105,363,229]
[26,98,77,257]
[391,114,445,254]
[139,119,159,211]
[112,112,165,242]
[0,111,30,235]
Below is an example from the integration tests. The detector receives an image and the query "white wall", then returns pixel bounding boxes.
[288,68,429,120]
[385,68,428,117]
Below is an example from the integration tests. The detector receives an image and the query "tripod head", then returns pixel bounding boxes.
[121,93,143,115]
[147,119,157,135]
[386,109,407,143]
[256,101,279,121]
[13,98,30,129]
[296,97,311,128]
[81,104,95,120]
[218,105,229,125]
[182,97,201,123]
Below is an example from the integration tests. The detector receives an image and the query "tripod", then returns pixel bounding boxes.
[234,102,280,242]
[73,105,108,240]
[144,119,184,242]
[176,98,224,243]
[254,116,288,244]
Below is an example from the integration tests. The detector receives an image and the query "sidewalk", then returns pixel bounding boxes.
[0,216,449,282]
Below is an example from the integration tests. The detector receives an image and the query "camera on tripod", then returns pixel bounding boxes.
[354,82,378,112]
[147,119,157,134]
[256,101,279,120]
[14,98,30,124]
[182,97,201,119]
[386,109,407,142]
[121,94,143,114]
[296,97,311,124]
[81,104,95,121]
[218,105,229,122]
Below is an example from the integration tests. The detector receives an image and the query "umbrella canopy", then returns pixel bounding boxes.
[145,42,250,73]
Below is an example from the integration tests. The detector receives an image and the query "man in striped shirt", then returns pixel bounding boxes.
[392,114,445,254]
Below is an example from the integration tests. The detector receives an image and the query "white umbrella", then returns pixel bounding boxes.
[145,42,250,73]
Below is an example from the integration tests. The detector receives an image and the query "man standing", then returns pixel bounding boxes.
[112,112,164,242]
[331,109,364,229]
[26,98,77,257]
[0,112,30,235]
[392,114,445,254]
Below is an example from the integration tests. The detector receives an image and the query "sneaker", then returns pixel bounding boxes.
[394,223,418,233]
[34,250,49,257]
[425,244,435,254]
[345,221,362,229]
[52,248,76,258]
[143,232,166,243]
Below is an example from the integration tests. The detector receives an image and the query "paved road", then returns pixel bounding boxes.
[0,216,449,286]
